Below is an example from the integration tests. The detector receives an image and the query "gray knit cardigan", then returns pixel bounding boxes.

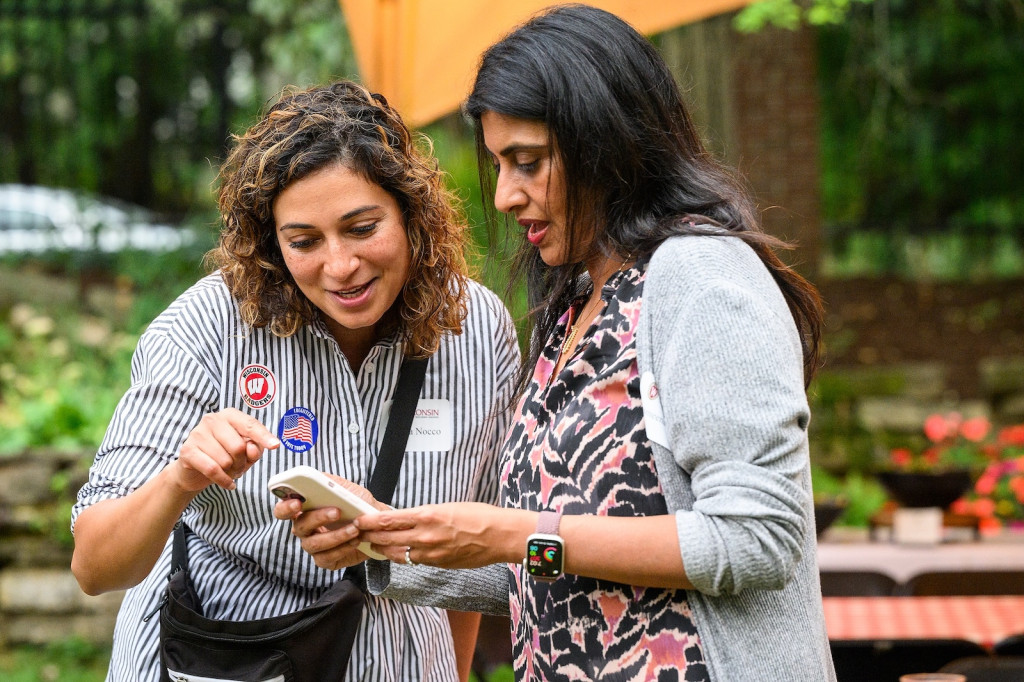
[369,235,836,681]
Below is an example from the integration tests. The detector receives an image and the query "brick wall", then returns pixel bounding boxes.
[731,23,823,275]
[662,17,823,276]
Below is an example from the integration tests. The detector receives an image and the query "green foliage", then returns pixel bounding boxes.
[808,371,889,472]
[738,0,1024,276]
[0,0,356,213]
[0,639,109,682]
[735,0,875,32]
[424,117,530,344]
[111,229,218,329]
[812,467,888,527]
[818,0,1024,243]
[0,243,207,456]
[252,0,358,88]
[471,664,515,682]
[822,230,1024,279]
[0,300,136,455]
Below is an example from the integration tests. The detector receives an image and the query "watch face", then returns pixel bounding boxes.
[526,536,563,579]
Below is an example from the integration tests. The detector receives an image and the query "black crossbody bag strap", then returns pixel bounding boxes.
[345,356,427,585]
[170,355,430,575]
[365,356,429,501]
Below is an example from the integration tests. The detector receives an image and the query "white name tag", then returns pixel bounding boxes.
[640,371,669,449]
[380,398,453,452]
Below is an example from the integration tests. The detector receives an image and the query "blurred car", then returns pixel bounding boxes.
[0,184,197,255]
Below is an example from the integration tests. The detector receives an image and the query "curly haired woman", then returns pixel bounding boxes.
[70,80,519,682]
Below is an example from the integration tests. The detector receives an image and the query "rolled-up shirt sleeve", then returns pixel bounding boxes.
[71,326,218,532]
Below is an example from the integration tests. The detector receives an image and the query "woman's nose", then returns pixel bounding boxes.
[323,240,359,279]
[493,172,524,215]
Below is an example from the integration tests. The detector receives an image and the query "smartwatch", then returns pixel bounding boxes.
[524,510,564,581]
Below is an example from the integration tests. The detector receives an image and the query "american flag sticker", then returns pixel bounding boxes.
[277,406,319,453]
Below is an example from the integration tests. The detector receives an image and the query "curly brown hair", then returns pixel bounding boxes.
[207,80,469,358]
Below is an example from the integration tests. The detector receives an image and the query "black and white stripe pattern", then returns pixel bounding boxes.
[72,273,520,681]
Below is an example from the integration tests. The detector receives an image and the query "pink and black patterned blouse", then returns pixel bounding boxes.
[500,262,710,681]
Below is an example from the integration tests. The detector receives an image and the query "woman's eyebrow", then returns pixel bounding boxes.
[499,142,546,157]
[340,204,381,220]
[278,205,383,232]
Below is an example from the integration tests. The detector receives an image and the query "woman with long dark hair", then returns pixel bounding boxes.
[281,5,835,680]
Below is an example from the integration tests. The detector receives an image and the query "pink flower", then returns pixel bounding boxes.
[960,417,991,442]
[923,413,953,442]
[950,499,971,514]
[975,474,998,496]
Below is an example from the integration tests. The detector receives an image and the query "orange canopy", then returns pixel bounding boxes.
[338,0,754,128]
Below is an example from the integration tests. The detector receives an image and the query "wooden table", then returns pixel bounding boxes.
[823,596,1024,649]
[817,539,1024,583]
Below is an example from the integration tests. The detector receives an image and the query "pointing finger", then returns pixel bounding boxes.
[221,408,280,451]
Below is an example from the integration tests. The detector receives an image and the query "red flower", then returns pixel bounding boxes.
[979,517,1002,534]
[973,497,997,517]
[890,448,913,468]
[888,419,1024,532]
[1010,475,1024,503]
[960,417,991,443]
[998,425,1024,447]
[975,472,998,495]
[950,499,971,514]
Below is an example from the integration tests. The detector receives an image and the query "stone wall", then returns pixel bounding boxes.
[809,356,1024,472]
[0,451,123,650]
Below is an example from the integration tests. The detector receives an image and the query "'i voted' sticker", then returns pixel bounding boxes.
[277,407,318,453]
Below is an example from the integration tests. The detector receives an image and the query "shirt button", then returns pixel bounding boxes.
[348,422,360,434]
[364,361,376,372]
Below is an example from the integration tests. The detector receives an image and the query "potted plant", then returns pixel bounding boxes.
[950,423,1024,535]
[878,412,991,509]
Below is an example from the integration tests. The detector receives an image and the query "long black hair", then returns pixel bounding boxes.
[464,3,822,386]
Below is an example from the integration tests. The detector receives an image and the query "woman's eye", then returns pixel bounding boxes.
[515,159,538,173]
[287,238,317,250]
[351,222,378,236]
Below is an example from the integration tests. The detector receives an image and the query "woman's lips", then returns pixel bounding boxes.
[330,279,374,307]
[520,220,549,246]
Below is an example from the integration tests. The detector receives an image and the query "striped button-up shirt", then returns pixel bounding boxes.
[72,273,520,681]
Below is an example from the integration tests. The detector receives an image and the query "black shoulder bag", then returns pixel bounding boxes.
[157,357,429,682]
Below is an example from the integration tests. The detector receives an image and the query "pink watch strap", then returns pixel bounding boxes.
[537,510,562,535]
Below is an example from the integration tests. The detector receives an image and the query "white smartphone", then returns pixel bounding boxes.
[267,465,385,560]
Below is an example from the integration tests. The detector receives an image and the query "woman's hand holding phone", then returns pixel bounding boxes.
[269,466,386,566]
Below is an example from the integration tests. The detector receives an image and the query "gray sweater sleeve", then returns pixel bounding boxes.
[643,235,812,594]
[365,560,511,616]
[639,236,834,682]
